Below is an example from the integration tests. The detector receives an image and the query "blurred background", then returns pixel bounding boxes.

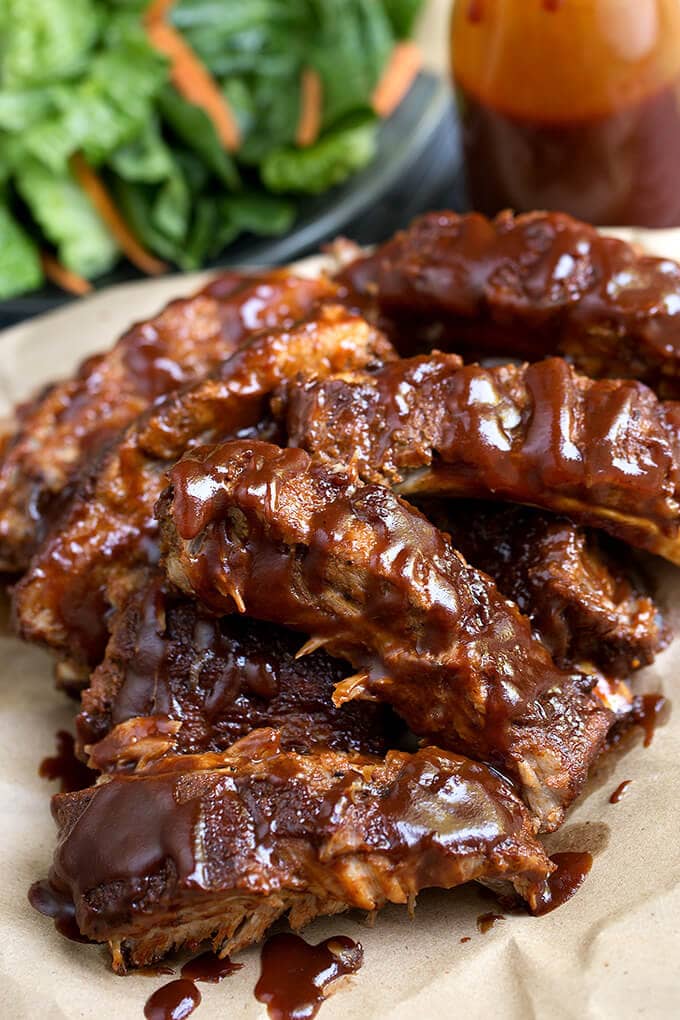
[0,0,459,325]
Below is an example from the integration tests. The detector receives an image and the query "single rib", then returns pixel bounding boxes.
[50,729,554,972]
[285,353,680,563]
[159,440,613,831]
[338,208,680,397]
[13,306,395,670]
[0,270,334,572]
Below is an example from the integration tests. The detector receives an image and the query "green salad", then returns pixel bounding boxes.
[0,0,423,299]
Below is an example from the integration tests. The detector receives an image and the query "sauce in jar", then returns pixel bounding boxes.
[451,0,680,225]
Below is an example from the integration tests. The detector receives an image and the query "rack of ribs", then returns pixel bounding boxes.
[284,353,680,564]
[158,440,614,832]
[49,729,554,972]
[337,209,680,397]
[0,270,336,573]
[13,306,396,672]
[78,572,396,771]
[420,501,666,676]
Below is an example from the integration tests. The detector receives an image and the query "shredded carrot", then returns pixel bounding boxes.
[70,153,167,276]
[145,0,175,21]
[296,67,323,148]
[372,41,422,118]
[41,252,93,297]
[145,18,241,152]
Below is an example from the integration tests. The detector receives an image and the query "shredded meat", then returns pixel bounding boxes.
[13,306,395,670]
[50,729,554,972]
[0,270,335,573]
[338,209,680,396]
[158,439,613,831]
[284,354,680,563]
[420,501,667,676]
[78,572,396,769]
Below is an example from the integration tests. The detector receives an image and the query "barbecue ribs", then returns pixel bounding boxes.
[14,306,395,670]
[338,209,680,396]
[285,353,680,563]
[159,440,613,831]
[421,501,665,676]
[50,729,554,972]
[0,270,335,573]
[78,572,395,769]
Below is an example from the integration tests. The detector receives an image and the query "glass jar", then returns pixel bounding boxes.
[451,0,680,225]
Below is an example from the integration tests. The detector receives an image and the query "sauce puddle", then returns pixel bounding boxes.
[181,951,243,983]
[39,730,96,792]
[532,852,593,916]
[476,911,504,934]
[255,933,364,1020]
[609,780,632,804]
[28,878,91,943]
[144,979,201,1020]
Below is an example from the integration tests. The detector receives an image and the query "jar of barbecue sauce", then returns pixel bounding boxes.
[451,0,680,225]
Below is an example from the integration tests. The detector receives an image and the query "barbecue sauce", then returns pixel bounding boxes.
[39,730,96,793]
[476,911,504,933]
[254,933,364,1020]
[609,780,632,804]
[144,979,201,1020]
[180,952,243,983]
[452,1,680,225]
[532,852,593,916]
[632,693,667,746]
[28,879,91,944]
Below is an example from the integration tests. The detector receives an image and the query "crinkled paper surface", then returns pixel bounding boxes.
[1,232,680,1019]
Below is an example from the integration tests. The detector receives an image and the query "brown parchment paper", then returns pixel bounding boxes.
[2,229,680,1020]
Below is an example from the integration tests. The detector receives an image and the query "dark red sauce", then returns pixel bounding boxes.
[180,951,243,983]
[39,730,96,793]
[609,780,632,804]
[632,693,667,747]
[28,879,91,944]
[476,911,504,934]
[255,933,364,1020]
[532,852,593,916]
[144,980,201,1020]
[458,80,680,226]
[466,0,484,23]
[460,936,471,944]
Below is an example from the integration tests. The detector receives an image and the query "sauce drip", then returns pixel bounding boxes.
[255,933,364,1020]
[28,879,91,944]
[39,730,96,793]
[460,936,471,944]
[144,980,201,1020]
[609,780,632,804]
[633,694,667,747]
[180,951,243,983]
[476,911,504,934]
[532,852,593,916]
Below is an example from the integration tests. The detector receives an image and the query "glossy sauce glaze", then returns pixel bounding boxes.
[163,439,612,829]
[254,934,363,1020]
[144,979,201,1020]
[288,354,680,563]
[609,780,633,804]
[337,210,680,398]
[452,1,680,225]
[39,730,96,792]
[531,853,593,916]
[49,735,553,962]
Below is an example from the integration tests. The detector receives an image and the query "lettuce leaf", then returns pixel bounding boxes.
[17,160,118,277]
[0,202,43,298]
[158,86,240,188]
[109,118,174,182]
[0,0,100,88]
[261,114,377,194]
